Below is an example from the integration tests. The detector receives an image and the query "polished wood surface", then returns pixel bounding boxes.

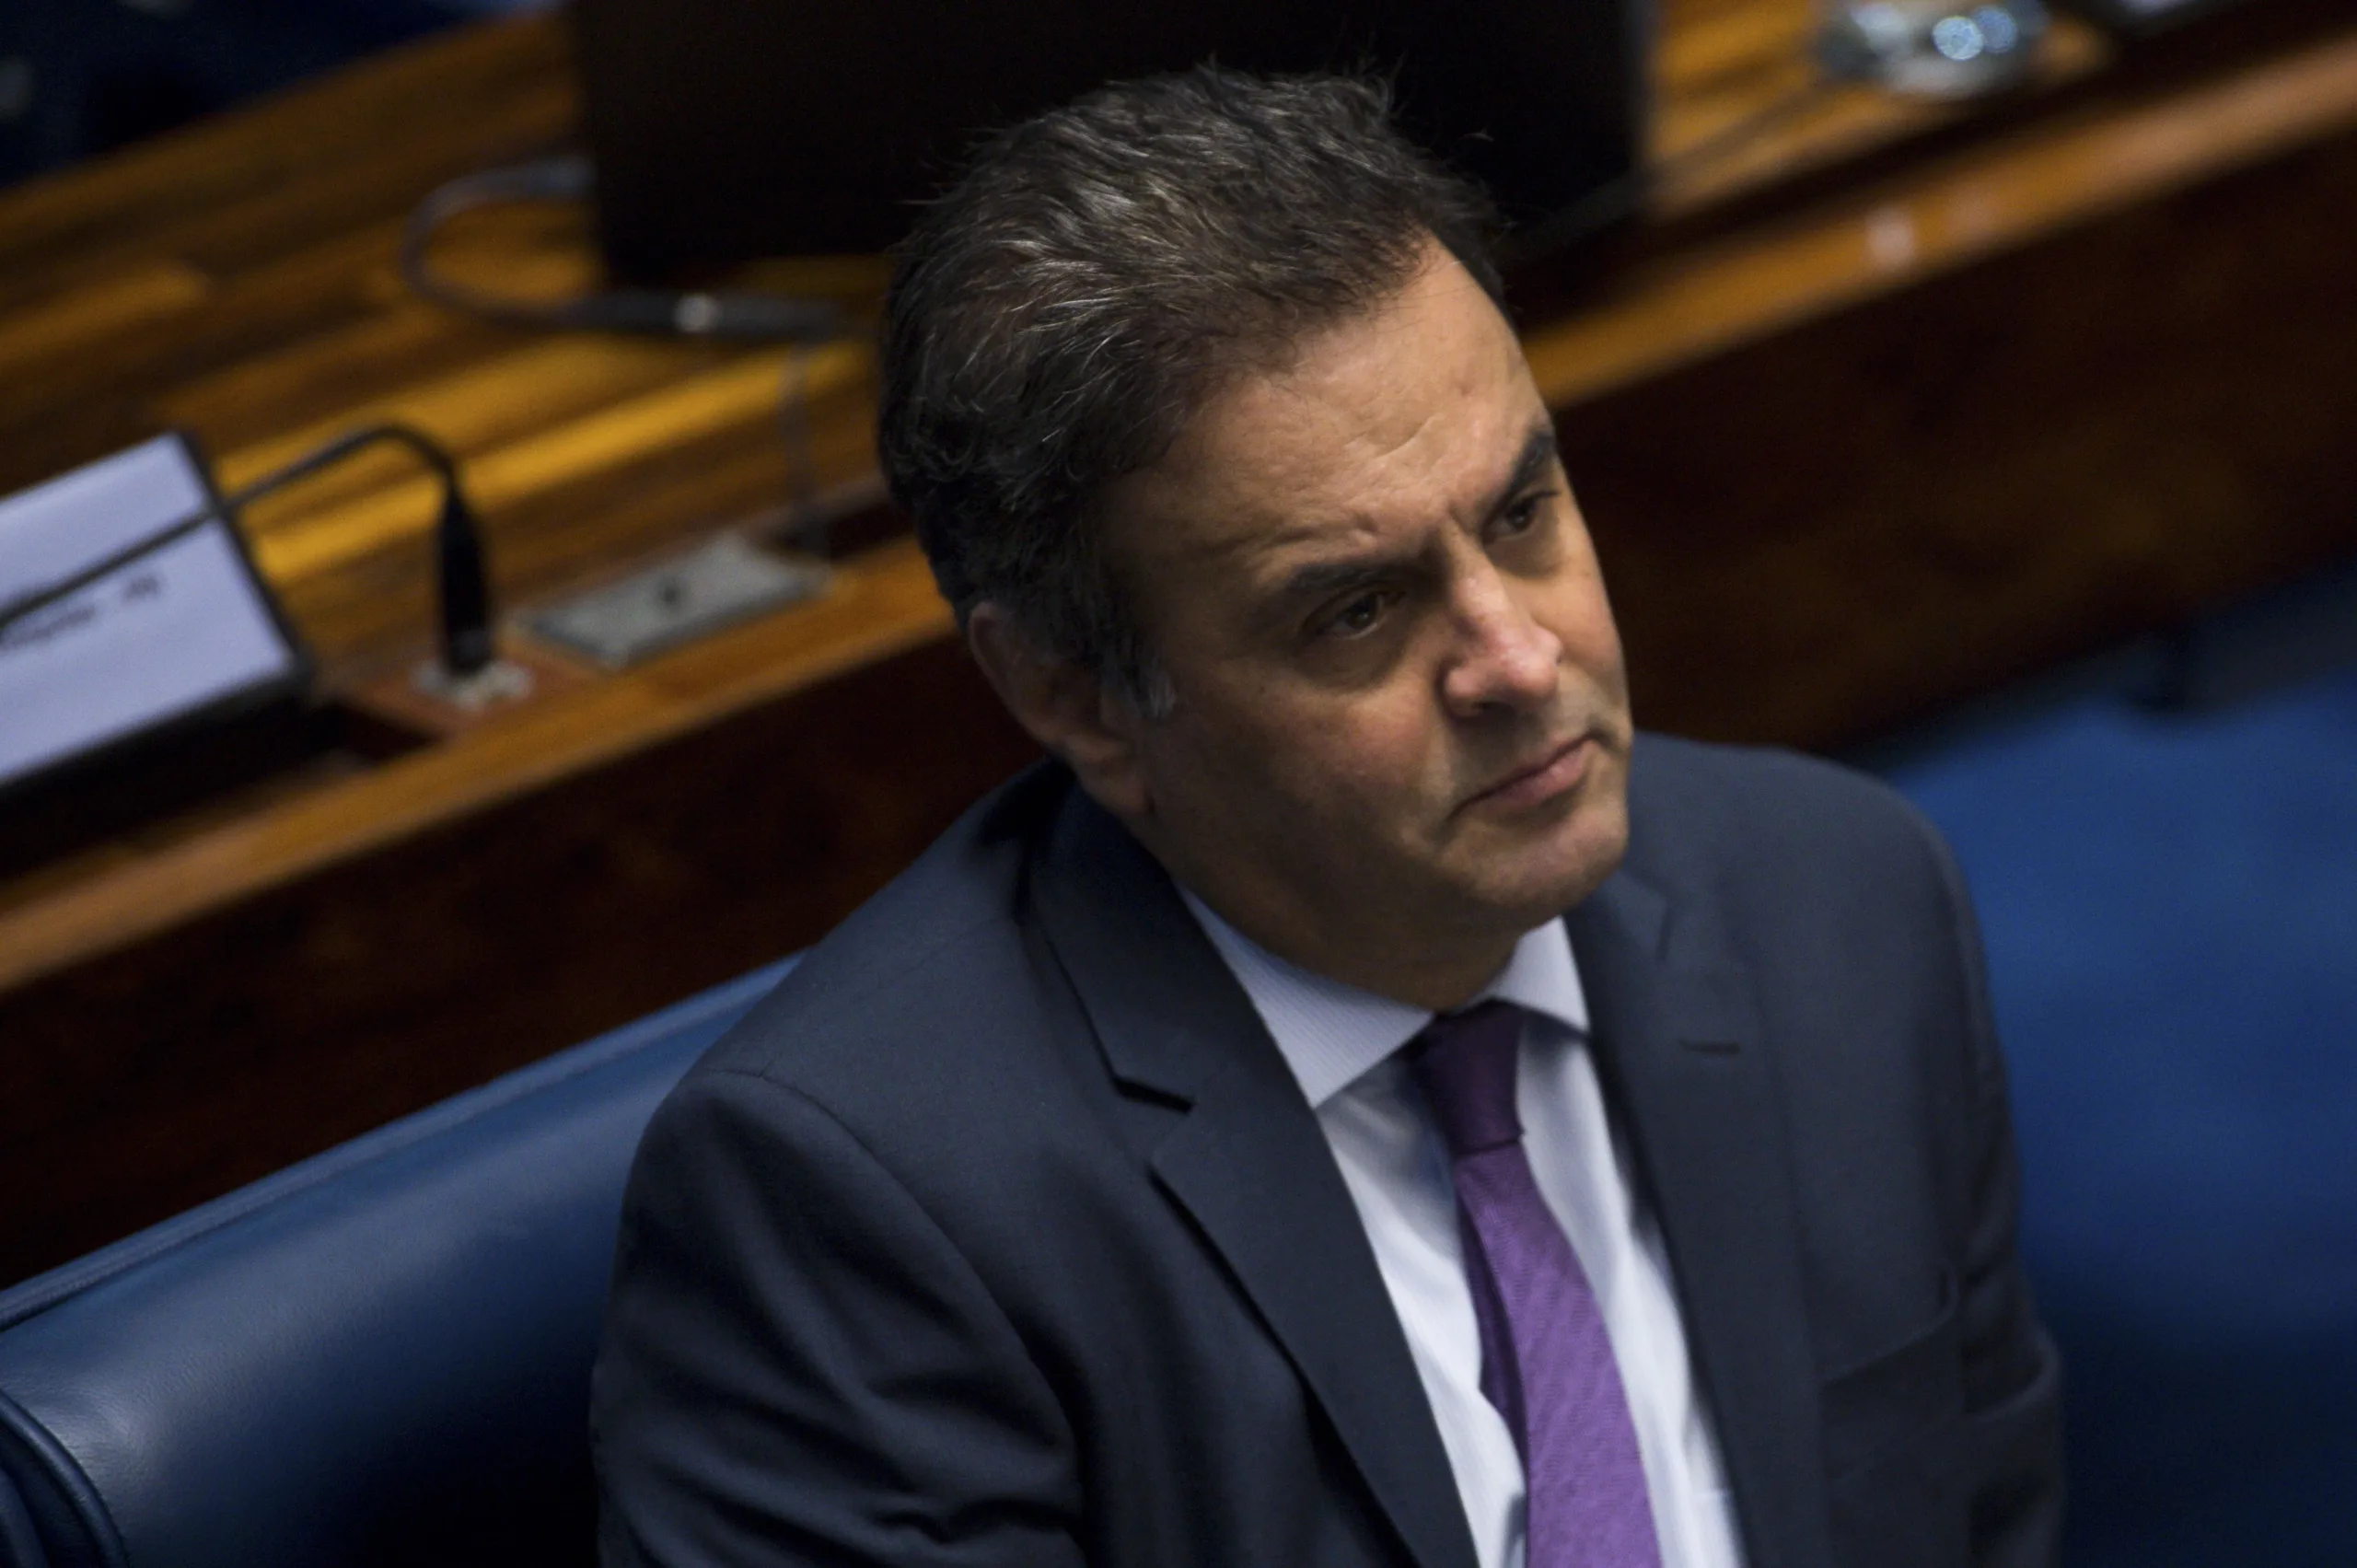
[1547,2,2357,742]
[6,0,2356,1283]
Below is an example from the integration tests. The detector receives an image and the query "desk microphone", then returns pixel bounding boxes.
[0,424,498,685]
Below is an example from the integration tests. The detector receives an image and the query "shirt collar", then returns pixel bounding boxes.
[1179,889,1590,1109]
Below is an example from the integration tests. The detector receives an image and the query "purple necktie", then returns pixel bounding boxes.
[1411,1000,1663,1568]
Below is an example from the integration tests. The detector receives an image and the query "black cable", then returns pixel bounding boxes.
[0,424,495,677]
[400,154,853,343]
[775,344,835,556]
[1499,74,1848,264]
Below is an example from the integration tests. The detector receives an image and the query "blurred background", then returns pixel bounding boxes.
[0,2,2350,1564]
[0,0,550,192]
[1876,587,2357,1566]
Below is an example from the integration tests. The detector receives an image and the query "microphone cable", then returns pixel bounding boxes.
[1500,74,1849,265]
[399,153,854,343]
[0,424,495,676]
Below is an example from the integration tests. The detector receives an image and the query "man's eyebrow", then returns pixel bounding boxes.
[1269,424,1562,610]
[1481,424,1561,523]
[1276,553,1404,609]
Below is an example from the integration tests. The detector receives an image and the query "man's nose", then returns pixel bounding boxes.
[1439,565,1562,716]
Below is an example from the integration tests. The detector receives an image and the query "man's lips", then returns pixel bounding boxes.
[1461,735,1595,814]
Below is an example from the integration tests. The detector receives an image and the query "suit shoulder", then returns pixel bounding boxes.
[1625,731,1960,912]
[684,763,1068,1094]
[1617,738,2001,1105]
[625,764,1126,1263]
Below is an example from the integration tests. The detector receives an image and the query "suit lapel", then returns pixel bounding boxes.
[1565,875,1832,1568]
[1029,791,1480,1568]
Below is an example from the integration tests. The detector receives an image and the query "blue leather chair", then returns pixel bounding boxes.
[0,958,793,1568]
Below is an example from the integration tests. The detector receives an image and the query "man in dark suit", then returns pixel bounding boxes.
[591,67,2062,1568]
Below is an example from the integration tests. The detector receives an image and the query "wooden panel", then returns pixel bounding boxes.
[1648,0,2112,209]
[1529,20,2357,403]
[1571,124,2357,745]
[0,635,1038,1287]
[0,538,952,990]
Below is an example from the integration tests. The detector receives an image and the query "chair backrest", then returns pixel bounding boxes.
[0,958,793,1568]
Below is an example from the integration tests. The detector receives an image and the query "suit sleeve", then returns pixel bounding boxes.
[1914,815,2067,1568]
[590,1067,1086,1568]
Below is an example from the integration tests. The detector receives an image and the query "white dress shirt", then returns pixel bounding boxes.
[1180,893,1747,1568]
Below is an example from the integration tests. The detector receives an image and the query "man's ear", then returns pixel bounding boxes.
[966,602,1154,823]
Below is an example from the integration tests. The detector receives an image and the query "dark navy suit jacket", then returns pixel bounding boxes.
[591,734,2063,1568]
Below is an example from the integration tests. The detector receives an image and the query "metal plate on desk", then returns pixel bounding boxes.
[526,534,830,668]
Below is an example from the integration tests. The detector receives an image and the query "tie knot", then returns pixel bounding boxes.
[1410,999,1526,1158]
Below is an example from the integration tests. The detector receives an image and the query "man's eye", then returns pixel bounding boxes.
[1318,591,1391,638]
[1493,490,1553,539]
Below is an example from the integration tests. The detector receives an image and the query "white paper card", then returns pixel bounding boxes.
[0,435,303,790]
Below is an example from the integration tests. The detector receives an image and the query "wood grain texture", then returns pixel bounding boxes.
[0,635,1039,1287]
[1571,127,2357,745]
[1648,0,2113,209]
[0,538,951,991]
[4,0,2356,1280]
[1537,2,2357,744]
[1531,20,2357,402]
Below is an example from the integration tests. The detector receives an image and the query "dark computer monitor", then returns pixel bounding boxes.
[573,0,1652,280]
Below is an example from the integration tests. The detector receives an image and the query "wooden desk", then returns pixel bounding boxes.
[6,0,2355,1283]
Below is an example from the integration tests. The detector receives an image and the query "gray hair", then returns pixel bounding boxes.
[877,65,1503,713]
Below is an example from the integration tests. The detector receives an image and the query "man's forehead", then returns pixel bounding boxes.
[1122,394,1557,581]
[1117,259,1544,570]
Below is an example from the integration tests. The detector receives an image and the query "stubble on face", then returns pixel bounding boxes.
[1091,241,1632,1008]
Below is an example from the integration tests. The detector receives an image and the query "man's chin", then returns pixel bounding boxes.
[1458,799,1630,923]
